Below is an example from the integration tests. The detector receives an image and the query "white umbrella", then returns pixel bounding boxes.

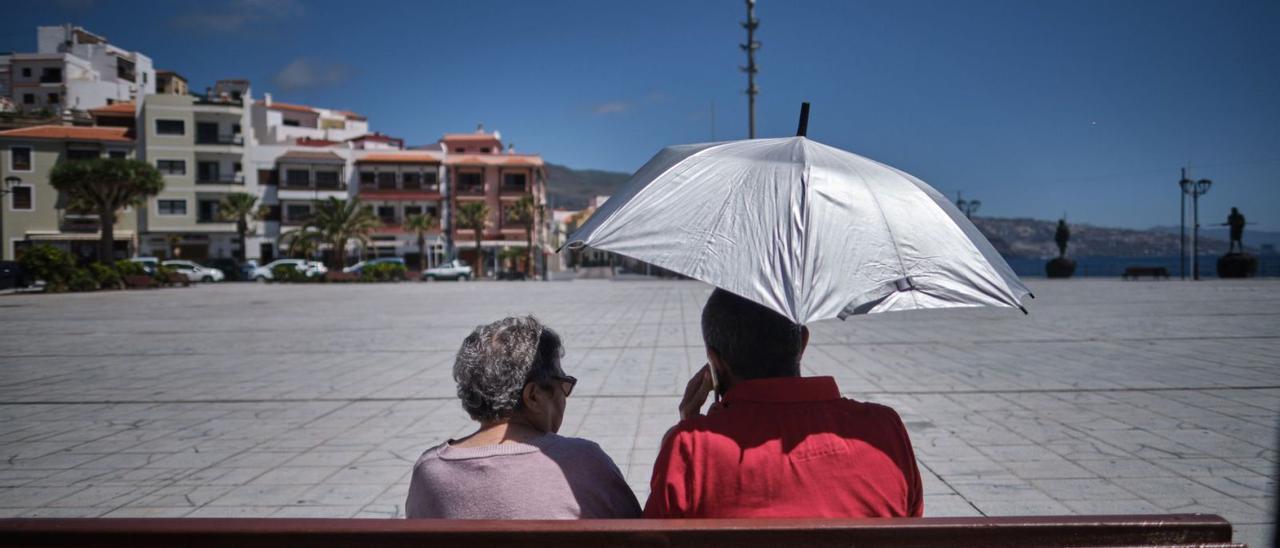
[564,107,1031,324]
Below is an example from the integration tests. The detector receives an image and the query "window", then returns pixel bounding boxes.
[282,119,300,127]
[108,150,127,159]
[198,200,221,223]
[403,205,423,217]
[359,171,376,186]
[377,172,396,190]
[20,68,31,78]
[454,148,464,153]
[458,172,484,193]
[116,58,135,82]
[40,68,62,83]
[423,171,438,185]
[285,169,310,187]
[22,94,34,105]
[10,147,32,171]
[157,160,186,175]
[155,119,185,135]
[502,173,527,192]
[66,149,99,161]
[402,172,422,189]
[315,171,340,188]
[158,199,187,215]
[47,93,60,105]
[376,206,396,224]
[285,203,311,222]
[197,161,220,183]
[480,147,491,154]
[10,186,33,211]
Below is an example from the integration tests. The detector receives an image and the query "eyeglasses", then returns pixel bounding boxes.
[550,375,577,397]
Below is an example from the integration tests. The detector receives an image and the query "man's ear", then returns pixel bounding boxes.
[707,347,729,387]
[798,326,810,360]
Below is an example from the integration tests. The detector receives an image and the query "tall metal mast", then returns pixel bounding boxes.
[741,0,759,138]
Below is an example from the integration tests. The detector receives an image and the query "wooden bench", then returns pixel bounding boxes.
[1122,266,1170,280]
[163,272,191,287]
[0,514,1241,547]
[122,275,155,289]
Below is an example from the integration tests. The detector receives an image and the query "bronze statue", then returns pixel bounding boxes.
[1225,207,1245,253]
[1054,219,1070,259]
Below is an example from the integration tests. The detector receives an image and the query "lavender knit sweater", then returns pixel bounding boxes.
[405,433,641,519]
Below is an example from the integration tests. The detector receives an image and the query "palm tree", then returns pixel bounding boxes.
[49,158,163,262]
[505,195,536,275]
[304,197,381,269]
[402,213,439,272]
[455,201,490,277]
[280,229,322,260]
[218,192,261,262]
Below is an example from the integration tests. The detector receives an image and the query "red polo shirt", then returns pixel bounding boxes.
[643,376,923,518]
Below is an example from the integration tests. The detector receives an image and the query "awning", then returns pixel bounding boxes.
[26,231,136,241]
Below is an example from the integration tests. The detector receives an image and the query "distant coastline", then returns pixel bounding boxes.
[1005,255,1279,278]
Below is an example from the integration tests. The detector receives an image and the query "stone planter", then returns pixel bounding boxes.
[1045,257,1077,279]
[1217,253,1258,279]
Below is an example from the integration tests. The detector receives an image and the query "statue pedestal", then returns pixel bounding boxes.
[1045,257,1076,278]
[1217,253,1258,279]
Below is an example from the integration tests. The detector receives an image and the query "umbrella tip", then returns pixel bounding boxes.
[1019,305,1029,315]
[796,102,810,137]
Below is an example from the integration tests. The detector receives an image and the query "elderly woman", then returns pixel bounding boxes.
[405,316,640,519]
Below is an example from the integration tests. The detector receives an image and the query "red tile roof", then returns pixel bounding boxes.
[348,133,402,144]
[296,137,339,147]
[357,152,442,165]
[445,154,543,167]
[88,102,136,116]
[0,125,132,143]
[278,150,345,163]
[442,133,502,143]
[261,101,316,114]
[336,110,367,121]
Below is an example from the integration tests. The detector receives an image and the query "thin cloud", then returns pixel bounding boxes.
[274,58,351,91]
[170,0,304,33]
[592,101,632,116]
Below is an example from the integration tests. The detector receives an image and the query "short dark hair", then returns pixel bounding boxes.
[700,288,804,379]
[453,316,563,421]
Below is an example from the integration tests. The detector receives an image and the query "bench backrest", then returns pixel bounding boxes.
[0,513,1240,548]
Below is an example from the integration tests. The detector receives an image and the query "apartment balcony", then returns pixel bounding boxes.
[456,184,486,196]
[60,214,100,233]
[195,134,244,146]
[195,173,245,185]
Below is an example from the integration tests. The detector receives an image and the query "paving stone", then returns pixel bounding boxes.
[0,279,1274,541]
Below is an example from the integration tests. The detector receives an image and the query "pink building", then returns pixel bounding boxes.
[440,128,546,276]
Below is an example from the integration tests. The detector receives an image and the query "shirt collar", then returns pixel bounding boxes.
[722,376,842,405]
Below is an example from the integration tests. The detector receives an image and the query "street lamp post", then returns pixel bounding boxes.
[1178,170,1189,280]
[1181,177,1212,280]
[2,177,21,260]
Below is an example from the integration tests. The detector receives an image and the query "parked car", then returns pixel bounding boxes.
[250,259,327,281]
[202,258,246,282]
[128,256,160,275]
[342,257,406,275]
[0,261,29,290]
[422,259,473,281]
[162,260,225,283]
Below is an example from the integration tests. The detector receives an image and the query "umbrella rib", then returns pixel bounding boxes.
[846,158,916,308]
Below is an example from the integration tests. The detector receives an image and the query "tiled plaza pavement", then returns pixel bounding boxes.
[0,279,1275,546]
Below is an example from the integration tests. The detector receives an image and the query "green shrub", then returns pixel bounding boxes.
[360,262,407,283]
[271,264,312,283]
[18,245,77,292]
[114,261,148,277]
[88,262,122,290]
[67,269,99,292]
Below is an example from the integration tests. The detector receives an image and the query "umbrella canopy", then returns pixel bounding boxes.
[564,136,1031,325]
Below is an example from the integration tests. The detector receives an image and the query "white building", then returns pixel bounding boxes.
[1,25,155,115]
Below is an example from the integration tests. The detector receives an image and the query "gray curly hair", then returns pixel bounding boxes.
[453,316,564,422]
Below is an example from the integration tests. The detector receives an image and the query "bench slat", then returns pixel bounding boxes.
[0,514,1239,548]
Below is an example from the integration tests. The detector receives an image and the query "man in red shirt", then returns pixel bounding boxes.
[644,289,923,518]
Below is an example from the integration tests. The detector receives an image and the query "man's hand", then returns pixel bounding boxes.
[678,364,715,421]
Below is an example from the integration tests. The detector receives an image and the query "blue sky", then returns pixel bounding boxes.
[5,0,1278,229]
